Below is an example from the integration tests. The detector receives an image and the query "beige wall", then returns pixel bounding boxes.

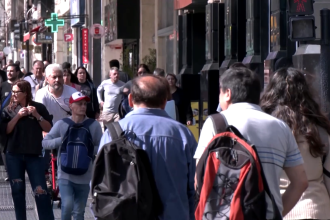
[140,0,156,63]
[101,40,123,81]
[54,1,70,65]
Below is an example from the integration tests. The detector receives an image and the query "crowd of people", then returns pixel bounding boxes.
[0,58,330,220]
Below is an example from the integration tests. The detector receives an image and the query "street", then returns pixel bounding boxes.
[0,166,95,220]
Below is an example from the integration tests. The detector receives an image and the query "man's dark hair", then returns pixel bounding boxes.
[15,61,20,66]
[7,64,20,72]
[220,67,260,105]
[229,62,247,69]
[62,62,71,70]
[154,68,165,77]
[109,59,120,69]
[131,75,169,108]
[274,57,293,71]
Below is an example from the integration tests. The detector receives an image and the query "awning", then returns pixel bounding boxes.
[174,0,207,9]
[30,26,41,33]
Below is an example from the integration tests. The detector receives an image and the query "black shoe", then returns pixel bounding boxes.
[4,177,9,181]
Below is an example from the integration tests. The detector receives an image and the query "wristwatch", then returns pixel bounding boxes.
[38,116,44,122]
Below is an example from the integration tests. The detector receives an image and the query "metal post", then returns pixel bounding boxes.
[24,0,30,72]
[320,9,330,116]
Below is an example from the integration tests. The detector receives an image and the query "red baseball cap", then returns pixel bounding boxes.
[69,92,90,104]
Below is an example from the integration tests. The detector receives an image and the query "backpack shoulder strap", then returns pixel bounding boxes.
[208,113,227,134]
[107,122,123,141]
[83,118,95,129]
[62,118,75,127]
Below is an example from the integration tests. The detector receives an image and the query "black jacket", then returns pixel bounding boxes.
[1,101,53,155]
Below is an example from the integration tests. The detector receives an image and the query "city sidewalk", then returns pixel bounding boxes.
[0,166,95,220]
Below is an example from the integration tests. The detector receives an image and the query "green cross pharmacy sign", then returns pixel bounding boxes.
[45,13,65,33]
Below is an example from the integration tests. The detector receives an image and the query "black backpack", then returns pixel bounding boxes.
[91,122,163,220]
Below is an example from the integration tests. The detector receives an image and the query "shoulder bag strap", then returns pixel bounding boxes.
[50,94,72,116]
[107,122,123,141]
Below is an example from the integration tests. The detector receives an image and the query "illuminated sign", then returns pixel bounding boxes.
[45,13,65,33]
[288,0,314,15]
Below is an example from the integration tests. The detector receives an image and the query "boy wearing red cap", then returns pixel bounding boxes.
[42,92,102,220]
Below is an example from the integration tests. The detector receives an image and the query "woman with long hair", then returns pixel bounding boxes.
[73,67,100,119]
[1,80,54,220]
[260,67,330,219]
[63,68,81,90]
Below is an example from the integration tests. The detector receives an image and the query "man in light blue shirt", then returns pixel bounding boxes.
[98,75,197,220]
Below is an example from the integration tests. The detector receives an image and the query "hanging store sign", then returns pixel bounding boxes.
[32,35,42,46]
[90,24,105,39]
[64,33,74,42]
[82,28,89,64]
[36,32,54,44]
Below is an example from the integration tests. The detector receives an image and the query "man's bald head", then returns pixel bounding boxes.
[131,75,170,108]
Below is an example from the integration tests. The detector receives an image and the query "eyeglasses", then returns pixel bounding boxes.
[12,90,23,95]
[138,71,147,75]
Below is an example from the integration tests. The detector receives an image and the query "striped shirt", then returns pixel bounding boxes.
[194,103,303,219]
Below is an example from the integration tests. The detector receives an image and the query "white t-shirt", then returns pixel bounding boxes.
[195,103,303,219]
[97,79,125,113]
[35,85,77,124]
[24,75,45,100]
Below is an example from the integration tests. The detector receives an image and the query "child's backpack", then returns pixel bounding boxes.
[195,113,281,220]
[60,118,95,175]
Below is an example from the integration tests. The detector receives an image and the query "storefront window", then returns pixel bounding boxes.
[63,20,73,63]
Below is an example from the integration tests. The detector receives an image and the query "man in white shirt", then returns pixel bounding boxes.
[97,67,125,128]
[24,60,45,99]
[35,63,77,173]
[35,64,77,124]
[195,67,308,219]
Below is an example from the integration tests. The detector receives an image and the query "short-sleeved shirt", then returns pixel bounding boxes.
[24,75,45,100]
[1,101,52,155]
[97,79,125,113]
[35,85,77,124]
[194,102,303,219]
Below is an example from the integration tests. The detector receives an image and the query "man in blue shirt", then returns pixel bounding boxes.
[98,75,197,220]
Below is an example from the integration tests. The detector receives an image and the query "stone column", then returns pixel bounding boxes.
[54,26,64,64]
[140,0,155,64]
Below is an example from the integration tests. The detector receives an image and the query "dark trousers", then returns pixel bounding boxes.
[6,153,54,220]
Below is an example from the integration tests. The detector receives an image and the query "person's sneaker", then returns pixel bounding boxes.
[4,177,9,181]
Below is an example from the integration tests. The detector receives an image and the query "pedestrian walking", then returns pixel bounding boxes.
[24,60,45,99]
[73,67,100,119]
[0,64,21,181]
[97,67,125,128]
[0,80,54,220]
[97,75,197,220]
[194,67,308,219]
[43,91,102,220]
[261,67,330,219]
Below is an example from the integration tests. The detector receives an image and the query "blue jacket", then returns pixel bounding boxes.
[99,108,197,220]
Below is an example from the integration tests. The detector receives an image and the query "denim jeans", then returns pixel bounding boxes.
[58,179,90,220]
[6,153,54,220]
